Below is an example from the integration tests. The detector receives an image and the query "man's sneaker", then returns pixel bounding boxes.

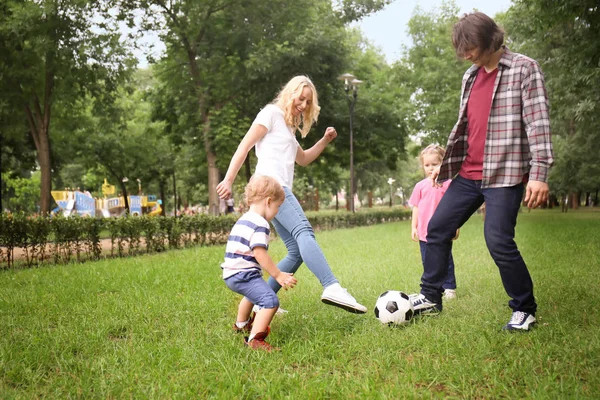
[244,331,279,352]
[252,305,288,315]
[321,283,367,314]
[232,313,255,333]
[409,293,442,315]
[444,289,457,300]
[502,311,536,331]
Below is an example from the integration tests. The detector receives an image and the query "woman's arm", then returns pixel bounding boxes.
[295,127,337,167]
[216,124,268,199]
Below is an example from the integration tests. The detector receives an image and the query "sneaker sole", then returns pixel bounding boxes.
[413,305,442,316]
[321,298,367,314]
[502,321,536,331]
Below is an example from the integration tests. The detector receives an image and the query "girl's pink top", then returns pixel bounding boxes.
[408,178,451,242]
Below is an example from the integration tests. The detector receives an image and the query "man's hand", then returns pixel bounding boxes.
[524,180,549,209]
[430,166,442,187]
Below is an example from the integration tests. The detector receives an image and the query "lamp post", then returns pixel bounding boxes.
[387,177,395,208]
[338,73,363,213]
[136,178,142,195]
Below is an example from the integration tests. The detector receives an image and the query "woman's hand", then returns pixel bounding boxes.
[216,179,233,200]
[323,127,337,143]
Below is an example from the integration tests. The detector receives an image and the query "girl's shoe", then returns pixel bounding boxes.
[245,331,279,352]
[444,289,457,300]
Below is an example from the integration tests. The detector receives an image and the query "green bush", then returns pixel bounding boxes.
[0,207,411,269]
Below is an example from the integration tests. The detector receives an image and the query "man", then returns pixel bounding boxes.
[410,12,554,331]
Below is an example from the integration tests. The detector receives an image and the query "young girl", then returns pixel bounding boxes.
[216,75,366,314]
[222,176,297,351]
[409,145,458,300]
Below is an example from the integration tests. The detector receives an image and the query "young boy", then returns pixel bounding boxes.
[221,175,297,351]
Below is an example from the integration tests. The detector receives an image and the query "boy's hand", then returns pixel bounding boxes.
[276,272,297,290]
[411,227,419,242]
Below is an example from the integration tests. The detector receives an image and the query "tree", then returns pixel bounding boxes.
[0,0,134,214]
[394,1,469,146]
[501,0,600,203]
[121,0,390,214]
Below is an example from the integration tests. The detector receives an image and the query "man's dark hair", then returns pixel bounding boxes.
[452,12,505,58]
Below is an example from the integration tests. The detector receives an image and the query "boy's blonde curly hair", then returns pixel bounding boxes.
[244,175,285,206]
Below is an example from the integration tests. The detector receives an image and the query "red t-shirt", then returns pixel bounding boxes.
[459,67,499,180]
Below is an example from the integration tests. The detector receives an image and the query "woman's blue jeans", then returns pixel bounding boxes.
[420,175,536,314]
[267,187,338,293]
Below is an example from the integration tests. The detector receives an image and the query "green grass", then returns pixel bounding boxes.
[1,209,599,398]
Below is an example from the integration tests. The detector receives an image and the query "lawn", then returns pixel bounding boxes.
[1,209,599,398]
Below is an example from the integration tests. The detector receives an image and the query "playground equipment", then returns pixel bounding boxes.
[51,179,162,217]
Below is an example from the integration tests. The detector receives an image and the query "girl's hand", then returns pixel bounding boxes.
[411,227,419,242]
[216,179,233,200]
[452,229,460,241]
[276,272,297,290]
[323,127,337,143]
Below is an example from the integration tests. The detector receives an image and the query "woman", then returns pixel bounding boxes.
[216,75,366,314]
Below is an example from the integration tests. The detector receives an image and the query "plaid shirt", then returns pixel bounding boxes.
[439,47,554,188]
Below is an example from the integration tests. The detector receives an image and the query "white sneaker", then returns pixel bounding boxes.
[502,311,536,331]
[444,289,457,300]
[409,293,442,315]
[252,305,288,315]
[321,283,367,314]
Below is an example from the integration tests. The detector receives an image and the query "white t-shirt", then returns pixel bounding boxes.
[221,211,270,279]
[253,104,299,188]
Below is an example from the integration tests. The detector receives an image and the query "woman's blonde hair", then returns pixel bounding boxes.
[420,144,446,167]
[244,175,285,206]
[273,75,321,138]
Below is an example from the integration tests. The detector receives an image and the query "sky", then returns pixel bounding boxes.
[355,0,513,63]
[135,0,513,67]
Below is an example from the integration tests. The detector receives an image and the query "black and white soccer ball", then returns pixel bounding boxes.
[374,290,414,326]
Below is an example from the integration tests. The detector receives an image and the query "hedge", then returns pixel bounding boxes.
[0,208,411,269]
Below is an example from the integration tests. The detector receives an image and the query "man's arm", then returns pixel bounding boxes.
[521,61,554,208]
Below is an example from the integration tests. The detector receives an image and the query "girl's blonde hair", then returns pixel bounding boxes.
[245,175,285,206]
[273,75,321,138]
[420,144,446,166]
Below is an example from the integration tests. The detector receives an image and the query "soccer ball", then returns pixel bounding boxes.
[374,290,414,326]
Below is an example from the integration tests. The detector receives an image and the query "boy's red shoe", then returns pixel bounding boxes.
[244,331,279,352]
[232,312,255,333]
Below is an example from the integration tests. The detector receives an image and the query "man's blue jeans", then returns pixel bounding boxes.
[267,187,338,293]
[421,175,536,314]
[419,241,456,290]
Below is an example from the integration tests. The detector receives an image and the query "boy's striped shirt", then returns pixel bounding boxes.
[221,211,270,279]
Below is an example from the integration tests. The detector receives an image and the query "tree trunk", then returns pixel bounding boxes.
[119,181,130,214]
[172,170,177,216]
[201,116,220,215]
[24,71,55,215]
[159,178,167,217]
[244,156,252,183]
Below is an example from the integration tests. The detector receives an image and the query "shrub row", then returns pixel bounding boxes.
[0,208,411,269]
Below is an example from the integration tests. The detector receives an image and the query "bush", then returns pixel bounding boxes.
[0,207,411,269]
